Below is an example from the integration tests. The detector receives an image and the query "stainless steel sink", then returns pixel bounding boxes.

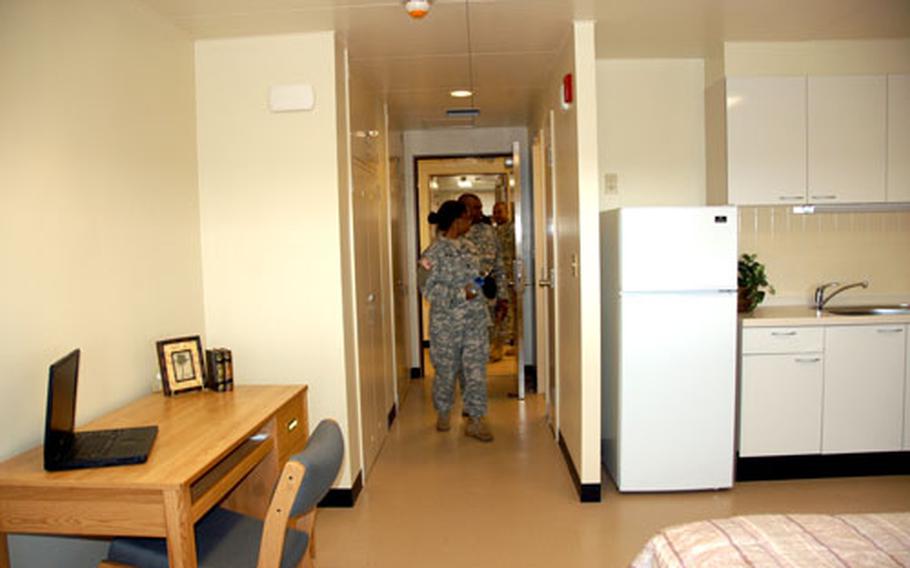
[824,304,910,316]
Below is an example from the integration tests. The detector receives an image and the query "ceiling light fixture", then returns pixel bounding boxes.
[457,176,473,189]
[450,89,473,98]
[404,0,431,19]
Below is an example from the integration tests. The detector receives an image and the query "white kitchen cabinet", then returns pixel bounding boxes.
[823,325,906,453]
[905,327,910,451]
[808,75,887,204]
[739,327,824,457]
[888,75,910,203]
[727,77,807,205]
[740,353,824,456]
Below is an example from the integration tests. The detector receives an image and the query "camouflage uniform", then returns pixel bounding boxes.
[463,221,507,362]
[419,236,490,418]
[464,221,507,301]
[495,220,517,345]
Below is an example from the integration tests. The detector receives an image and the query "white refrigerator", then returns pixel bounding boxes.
[601,207,738,492]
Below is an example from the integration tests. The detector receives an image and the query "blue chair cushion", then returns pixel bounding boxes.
[106,506,309,568]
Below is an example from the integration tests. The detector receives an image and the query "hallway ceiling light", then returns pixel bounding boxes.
[450,89,473,98]
[404,0,431,19]
[457,176,473,189]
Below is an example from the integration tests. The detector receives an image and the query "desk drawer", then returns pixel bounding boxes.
[742,327,823,354]
[276,394,307,457]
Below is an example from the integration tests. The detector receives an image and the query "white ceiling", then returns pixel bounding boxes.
[139,0,910,129]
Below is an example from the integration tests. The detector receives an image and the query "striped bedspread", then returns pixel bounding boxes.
[631,513,910,567]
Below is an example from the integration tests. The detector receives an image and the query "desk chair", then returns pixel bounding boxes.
[100,419,344,568]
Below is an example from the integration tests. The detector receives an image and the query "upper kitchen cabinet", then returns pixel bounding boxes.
[727,77,807,206]
[808,76,887,204]
[889,75,910,203]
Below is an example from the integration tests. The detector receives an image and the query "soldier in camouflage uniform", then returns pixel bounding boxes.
[492,201,517,359]
[458,194,509,362]
[419,200,494,442]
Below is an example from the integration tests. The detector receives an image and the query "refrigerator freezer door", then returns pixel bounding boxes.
[616,291,736,491]
[619,207,737,292]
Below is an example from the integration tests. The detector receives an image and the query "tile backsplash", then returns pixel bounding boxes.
[738,207,910,305]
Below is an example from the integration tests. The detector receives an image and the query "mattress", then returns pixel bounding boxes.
[631,512,910,567]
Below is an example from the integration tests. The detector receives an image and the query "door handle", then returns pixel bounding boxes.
[538,279,552,288]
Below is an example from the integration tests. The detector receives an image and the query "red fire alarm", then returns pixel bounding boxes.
[561,73,573,110]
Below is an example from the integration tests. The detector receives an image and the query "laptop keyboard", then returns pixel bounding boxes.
[75,432,116,457]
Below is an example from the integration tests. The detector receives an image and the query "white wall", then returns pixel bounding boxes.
[532,21,602,490]
[195,32,361,486]
[401,127,532,370]
[596,59,706,209]
[0,0,202,564]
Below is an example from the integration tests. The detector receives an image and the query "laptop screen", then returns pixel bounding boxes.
[45,349,80,452]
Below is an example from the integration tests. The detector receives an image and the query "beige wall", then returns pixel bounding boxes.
[0,0,202,563]
[534,21,601,487]
[725,39,910,76]
[195,32,360,487]
[739,208,910,305]
[596,59,706,209]
[0,0,202,458]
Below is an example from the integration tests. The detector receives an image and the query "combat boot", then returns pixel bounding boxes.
[436,411,451,432]
[465,416,493,442]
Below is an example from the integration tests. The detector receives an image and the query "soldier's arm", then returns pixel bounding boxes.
[492,232,509,301]
[421,251,467,308]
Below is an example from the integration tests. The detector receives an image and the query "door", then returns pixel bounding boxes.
[618,292,737,491]
[808,75,887,204]
[618,207,737,292]
[823,325,905,453]
[535,113,559,436]
[726,76,807,205]
[510,141,526,399]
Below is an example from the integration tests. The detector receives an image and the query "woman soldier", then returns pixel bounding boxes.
[419,200,493,442]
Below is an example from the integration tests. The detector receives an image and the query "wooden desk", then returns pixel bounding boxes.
[0,385,308,568]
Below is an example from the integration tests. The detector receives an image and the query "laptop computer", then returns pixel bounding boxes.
[43,349,158,472]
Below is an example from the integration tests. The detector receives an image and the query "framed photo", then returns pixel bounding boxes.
[156,336,205,396]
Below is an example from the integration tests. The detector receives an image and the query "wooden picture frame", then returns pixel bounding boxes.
[156,336,205,396]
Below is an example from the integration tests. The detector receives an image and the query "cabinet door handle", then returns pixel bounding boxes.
[811,195,838,200]
[771,331,797,337]
[876,328,904,334]
[778,196,804,202]
[794,357,821,363]
[287,418,299,432]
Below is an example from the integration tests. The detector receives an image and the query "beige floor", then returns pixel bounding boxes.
[316,357,910,568]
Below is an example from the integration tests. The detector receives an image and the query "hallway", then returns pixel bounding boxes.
[316,363,910,568]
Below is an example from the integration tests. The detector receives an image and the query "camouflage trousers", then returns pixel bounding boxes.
[430,304,489,418]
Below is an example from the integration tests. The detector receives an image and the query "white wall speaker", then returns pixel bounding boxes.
[269,84,315,112]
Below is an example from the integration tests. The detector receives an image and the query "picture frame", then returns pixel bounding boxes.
[156,336,205,396]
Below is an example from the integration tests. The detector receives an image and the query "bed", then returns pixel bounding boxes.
[631,512,910,567]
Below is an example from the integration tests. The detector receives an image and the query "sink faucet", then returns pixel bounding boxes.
[814,280,869,310]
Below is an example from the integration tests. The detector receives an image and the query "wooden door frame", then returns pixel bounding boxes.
[412,153,512,373]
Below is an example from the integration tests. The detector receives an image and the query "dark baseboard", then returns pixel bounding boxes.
[387,404,397,428]
[319,470,363,508]
[524,364,537,393]
[736,452,910,482]
[558,430,602,503]
[410,367,422,379]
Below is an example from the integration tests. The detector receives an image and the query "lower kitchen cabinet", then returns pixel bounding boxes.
[906,335,910,451]
[822,325,906,453]
[740,353,823,456]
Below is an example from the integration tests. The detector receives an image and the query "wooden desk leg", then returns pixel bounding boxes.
[0,532,9,568]
[163,487,197,568]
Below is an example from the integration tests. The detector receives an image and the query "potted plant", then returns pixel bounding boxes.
[738,253,775,313]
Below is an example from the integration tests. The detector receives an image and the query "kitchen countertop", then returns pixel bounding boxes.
[742,305,910,327]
